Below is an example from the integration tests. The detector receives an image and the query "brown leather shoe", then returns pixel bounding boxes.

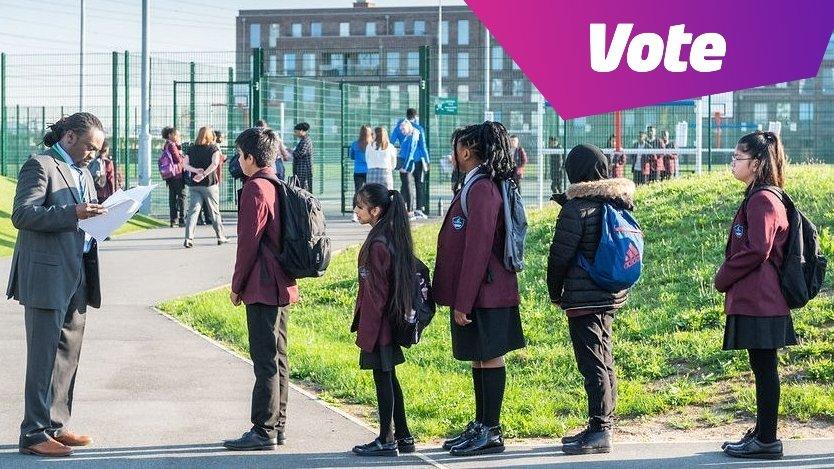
[19,438,72,457]
[55,431,92,447]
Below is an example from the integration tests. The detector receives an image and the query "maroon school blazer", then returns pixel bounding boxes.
[433,177,520,315]
[232,167,299,307]
[714,189,790,317]
[351,241,394,353]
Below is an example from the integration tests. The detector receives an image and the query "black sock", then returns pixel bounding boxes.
[372,370,395,442]
[481,367,506,428]
[391,368,411,439]
[472,367,484,423]
[748,349,779,444]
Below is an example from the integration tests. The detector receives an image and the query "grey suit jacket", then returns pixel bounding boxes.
[6,148,101,312]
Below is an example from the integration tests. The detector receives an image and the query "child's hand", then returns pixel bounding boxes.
[454,309,472,326]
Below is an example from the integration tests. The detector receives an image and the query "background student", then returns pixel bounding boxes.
[433,122,525,457]
[715,131,793,460]
[350,183,416,458]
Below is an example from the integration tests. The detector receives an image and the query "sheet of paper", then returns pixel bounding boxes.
[79,184,157,242]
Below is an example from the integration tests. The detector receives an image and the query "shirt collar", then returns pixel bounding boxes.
[54,142,78,169]
[464,165,485,185]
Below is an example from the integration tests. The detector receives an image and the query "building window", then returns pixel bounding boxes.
[776,103,791,121]
[358,53,380,73]
[457,52,469,78]
[311,22,322,37]
[366,22,377,36]
[292,23,302,37]
[407,85,419,107]
[754,103,768,122]
[492,78,503,97]
[283,53,296,76]
[269,55,277,76]
[283,85,294,103]
[457,84,469,102]
[799,102,814,121]
[386,52,400,76]
[510,111,524,129]
[492,46,504,70]
[340,22,350,37]
[413,20,426,36]
[440,21,449,45]
[512,60,521,71]
[394,21,405,36]
[457,20,469,45]
[302,53,316,77]
[249,23,261,48]
[822,68,834,93]
[439,86,448,98]
[407,51,419,75]
[441,52,449,78]
[387,85,400,111]
[775,82,788,88]
[325,53,344,76]
[303,85,316,102]
[512,79,525,96]
[268,24,279,48]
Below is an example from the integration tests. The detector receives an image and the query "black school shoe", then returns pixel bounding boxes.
[724,437,783,460]
[222,430,277,451]
[561,429,612,455]
[352,438,399,457]
[722,427,756,450]
[442,421,480,450]
[397,436,416,454]
[450,425,505,457]
[561,427,591,445]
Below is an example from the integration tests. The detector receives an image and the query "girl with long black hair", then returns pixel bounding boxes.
[433,122,525,456]
[716,131,793,460]
[350,183,416,457]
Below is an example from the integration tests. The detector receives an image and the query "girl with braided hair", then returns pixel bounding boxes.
[433,121,525,457]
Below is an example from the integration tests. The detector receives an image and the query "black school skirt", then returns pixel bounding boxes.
[450,306,526,361]
[360,344,405,372]
[723,314,797,350]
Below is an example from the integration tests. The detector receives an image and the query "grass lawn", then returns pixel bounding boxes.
[160,166,834,439]
[0,176,167,257]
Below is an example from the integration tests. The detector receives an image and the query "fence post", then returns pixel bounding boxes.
[251,48,263,125]
[124,50,130,187]
[318,80,325,195]
[293,77,299,126]
[695,98,704,175]
[418,45,431,213]
[112,52,120,177]
[173,82,178,130]
[536,91,544,209]
[340,81,346,213]
[707,94,712,172]
[1,52,6,177]
[189,62,196,140]
[227,67,234,132]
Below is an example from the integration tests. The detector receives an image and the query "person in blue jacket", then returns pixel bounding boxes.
[349,125,372,222]
[389,108,429,219]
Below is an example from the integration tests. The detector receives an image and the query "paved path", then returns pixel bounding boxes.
[0,216,832,468]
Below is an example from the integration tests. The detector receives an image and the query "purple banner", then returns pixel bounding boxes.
[465,0,833,118]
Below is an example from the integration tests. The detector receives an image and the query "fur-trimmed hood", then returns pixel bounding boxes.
[554,178,635,209]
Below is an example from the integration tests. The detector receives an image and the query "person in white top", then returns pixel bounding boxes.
[364,126,398,190]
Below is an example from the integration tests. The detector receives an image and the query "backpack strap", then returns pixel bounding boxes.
[460,168,488,218]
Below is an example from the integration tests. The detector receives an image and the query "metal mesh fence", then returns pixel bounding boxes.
[1,48,832,217]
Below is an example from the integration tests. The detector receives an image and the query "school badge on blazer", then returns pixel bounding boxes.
[733,224,745,238]
[452,216,466,231]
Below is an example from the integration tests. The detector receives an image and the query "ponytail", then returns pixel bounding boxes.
[450,121,515,183]
[357,184,415,328]
[43,112,104,148]
[737,130,786,188]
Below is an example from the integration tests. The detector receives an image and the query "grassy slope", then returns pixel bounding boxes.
[0,176,166,257]
[160,166,834,439]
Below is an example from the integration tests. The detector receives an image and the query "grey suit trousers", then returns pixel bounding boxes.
[20,268,87,448]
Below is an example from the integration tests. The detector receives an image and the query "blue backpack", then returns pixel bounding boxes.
[577,204,644,292]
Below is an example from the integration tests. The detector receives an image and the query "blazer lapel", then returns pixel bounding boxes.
[50,148,82,204]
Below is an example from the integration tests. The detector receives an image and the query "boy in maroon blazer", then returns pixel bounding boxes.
[223,127,298,451]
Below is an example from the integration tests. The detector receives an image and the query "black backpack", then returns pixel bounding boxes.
[394,257,436,348]
[461,171,528,272]
[748,186,827,309]
[252,174,331,279]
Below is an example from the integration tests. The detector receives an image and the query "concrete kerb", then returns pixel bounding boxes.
[153,305,450,469]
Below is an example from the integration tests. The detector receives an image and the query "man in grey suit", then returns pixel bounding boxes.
[7,112,107,457]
